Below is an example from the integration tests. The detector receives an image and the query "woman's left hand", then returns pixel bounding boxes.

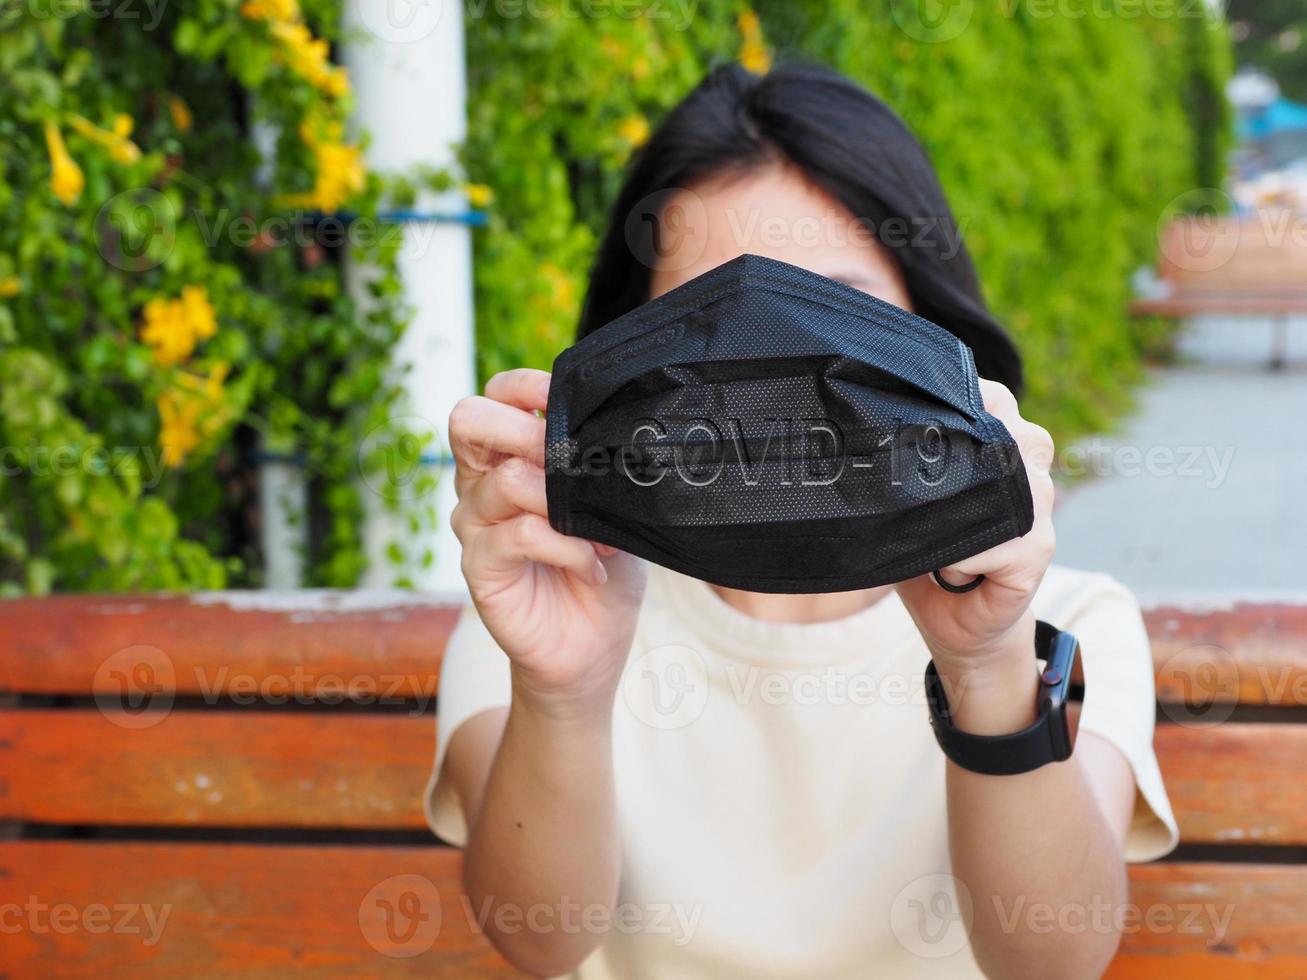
[894,379,1057,697]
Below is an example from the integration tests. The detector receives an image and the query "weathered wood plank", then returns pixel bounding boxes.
[0,592,459,698]
[0,710,433,829]
[5,593,1307,708]
[1107,863,1307,979]
[1155,724,1307,845]
[0,841,518,977]
[1143,600,1307,707]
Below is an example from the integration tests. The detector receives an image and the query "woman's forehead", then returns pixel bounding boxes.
[647,164,912,311]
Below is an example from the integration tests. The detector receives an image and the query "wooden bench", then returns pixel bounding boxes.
[2,592,1305,976]
[1130,215,1307,368]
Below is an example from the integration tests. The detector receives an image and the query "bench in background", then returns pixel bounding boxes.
[1130,215,1307,369]
[1,592,1305,976]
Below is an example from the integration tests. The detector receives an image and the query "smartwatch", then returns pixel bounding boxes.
[924,620,1080,775]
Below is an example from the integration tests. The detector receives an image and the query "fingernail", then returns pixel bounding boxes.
[592,561,609,587]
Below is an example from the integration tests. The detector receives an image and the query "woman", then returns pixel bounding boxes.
[427,63,1176,978]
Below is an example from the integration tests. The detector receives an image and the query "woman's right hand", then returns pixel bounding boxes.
[449,368,647,716]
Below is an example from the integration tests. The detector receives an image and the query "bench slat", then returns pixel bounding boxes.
[0,841,516,977]
[5,594,1307,708]
[1155,217,1307,286]
[1107,863,1307,978]
[1155,724,1307,845]
[0,593,458,697]
[3,842,1303,977]
[1143,601,1307,707]
[0,710,433,829]
[9,709,1307,847]
[1131,296,1307,316]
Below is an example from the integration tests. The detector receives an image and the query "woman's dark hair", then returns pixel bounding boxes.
[577,62,1024,394]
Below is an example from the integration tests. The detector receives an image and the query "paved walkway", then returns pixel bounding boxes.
[1051,315,1307,599]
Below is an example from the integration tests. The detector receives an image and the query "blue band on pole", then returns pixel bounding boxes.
[300,209,488,227]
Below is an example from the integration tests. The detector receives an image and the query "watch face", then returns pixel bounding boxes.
[1039,632,1080,760]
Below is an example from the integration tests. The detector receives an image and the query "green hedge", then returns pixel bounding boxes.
[465,2,1231,436]
[0,2,1229,594]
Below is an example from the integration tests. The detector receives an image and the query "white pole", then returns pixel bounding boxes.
[258,442,308,588]
[341,0,475,596]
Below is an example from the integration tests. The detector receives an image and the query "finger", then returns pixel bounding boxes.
[462,456,549,526]
[938,540,1022,581]
[477,513,606,587]
[933,569,984,593]
[978,378,1019,419]
[448,395,547,478]
[936,520,1055,586]
[1013,420,1055,479]
[484,369,552,414]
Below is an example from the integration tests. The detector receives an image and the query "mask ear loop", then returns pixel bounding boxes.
[932,570,985,594]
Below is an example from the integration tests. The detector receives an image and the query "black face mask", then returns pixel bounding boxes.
[545,254,1033,594]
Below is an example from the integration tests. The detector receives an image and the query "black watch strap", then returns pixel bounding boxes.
[924,620,1079,776]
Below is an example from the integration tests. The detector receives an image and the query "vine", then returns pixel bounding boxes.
[0,0,449,593]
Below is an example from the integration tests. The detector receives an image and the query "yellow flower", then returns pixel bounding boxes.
[70,114,142,165]
[0,276,20,299]
[44,122,84,206]
[463,183,494,209]
[109,114,141,164]
[270,21,317,60]
[270,20,349,98]
[177,361,230,399]
[158,390,201,467]
[738,7,772,75]
[301,117,366,211]
[180,285,217,341]
[741,41,771,74]
[159,363,232,468]
[244,3,348,97]
[140,298,191,366]
[600,35,626,60]
[275,115,367,213]
[139,285,218,367]
[169,96,193,133]
[617,113,651,148]
[540,263,576,311]
[320,66,350,99]
[241,0,298,20]
[312,140,366,211]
